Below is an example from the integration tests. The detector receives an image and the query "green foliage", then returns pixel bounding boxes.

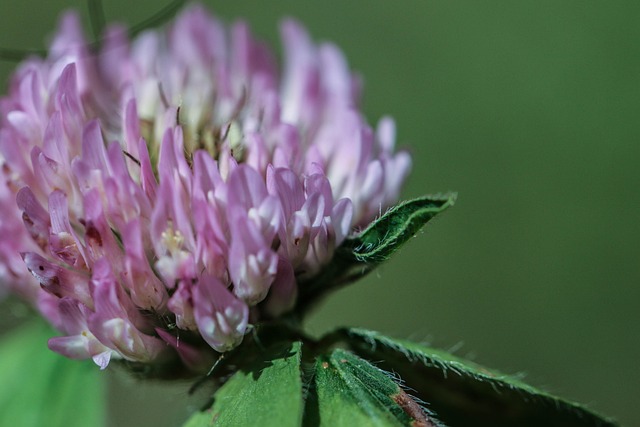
[0,320,105,427]
[297,194,455,313]
[0,319,617,427]
[182,326,617,426]
[183,341,304,427]
[342,328,618,427]
[344,193,457,263]
[308,348,442,427]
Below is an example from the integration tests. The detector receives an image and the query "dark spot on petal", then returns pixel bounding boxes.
[22,213,48,249]
[85,223,103,247]
[41,275,62,297]
[22,212,34,227]
[271,236,281,251]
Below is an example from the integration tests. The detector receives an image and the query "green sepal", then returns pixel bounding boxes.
[0,320,105,427]
[342,328,618,427]
[307,348,444,427]
[343,193,456,263]
[183,341,304,427]
[297,194,455,313]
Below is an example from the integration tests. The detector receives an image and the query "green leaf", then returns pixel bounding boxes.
[342,328,618,427]
[297,194,455,313]
[307,348,444,427]
[0,320,105,427]
[343,193,456,263]
[183,341,304,427]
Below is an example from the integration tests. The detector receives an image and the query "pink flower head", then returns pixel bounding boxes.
[0,5,411,369]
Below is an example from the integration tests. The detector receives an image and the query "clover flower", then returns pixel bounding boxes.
[0,5,410,370]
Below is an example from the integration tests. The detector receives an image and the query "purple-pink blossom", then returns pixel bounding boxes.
[0,5,410,369]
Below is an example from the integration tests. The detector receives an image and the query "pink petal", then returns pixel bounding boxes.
[194,275,249,353]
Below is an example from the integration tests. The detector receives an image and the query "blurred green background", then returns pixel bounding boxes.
[1,1,638,426]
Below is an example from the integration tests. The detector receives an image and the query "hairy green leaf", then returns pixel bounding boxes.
[297,194,455,313]
[307,348,444,427]
[343,328,618,427]
[344,193,456,263]
[183,341,304,427]
[0,320,105,427]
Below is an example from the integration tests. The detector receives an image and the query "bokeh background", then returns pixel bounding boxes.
[0,1,638,426]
